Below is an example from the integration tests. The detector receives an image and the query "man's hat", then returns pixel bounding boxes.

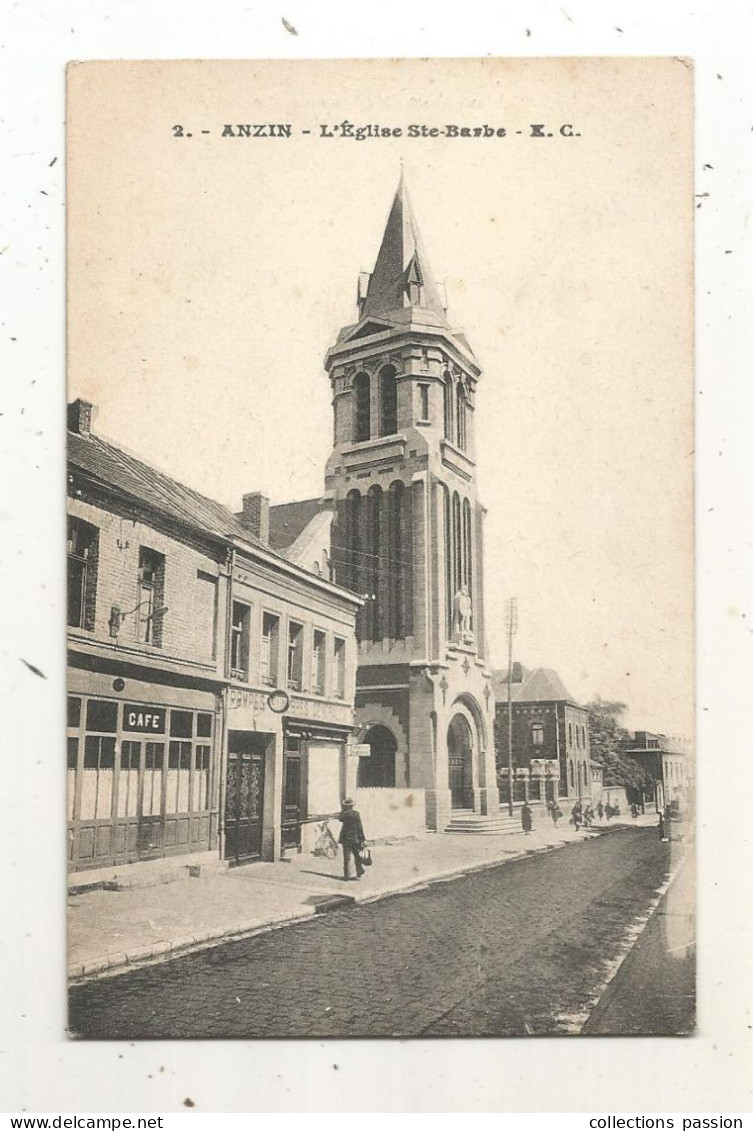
[342,798,354,808]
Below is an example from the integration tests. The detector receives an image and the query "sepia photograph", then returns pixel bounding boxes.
[64,57,694,1040]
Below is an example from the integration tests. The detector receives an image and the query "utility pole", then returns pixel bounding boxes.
[505,597,518,816]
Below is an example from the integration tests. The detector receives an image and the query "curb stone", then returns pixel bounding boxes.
[68,824,630,986]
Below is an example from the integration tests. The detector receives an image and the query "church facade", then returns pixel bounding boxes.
[273,178,499,832]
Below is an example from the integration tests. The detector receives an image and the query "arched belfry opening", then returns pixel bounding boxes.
[358,725,397,788]
[447,714,474,810]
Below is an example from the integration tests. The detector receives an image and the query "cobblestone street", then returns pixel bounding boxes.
[69,826,690,1039]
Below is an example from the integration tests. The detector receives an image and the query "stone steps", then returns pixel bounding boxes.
[445,808,534,835]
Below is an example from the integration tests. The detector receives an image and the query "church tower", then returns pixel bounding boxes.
[324,176,499,830]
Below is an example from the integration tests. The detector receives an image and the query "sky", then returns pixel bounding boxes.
[67,57,694,738]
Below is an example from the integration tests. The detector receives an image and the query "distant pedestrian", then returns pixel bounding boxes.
[521,802,533,834]
[583,804,594,829]
[604,802,613,821]
[631,803,639,820]
[337,798,367,881]
[658,811,667,841]
[597,801,604,821]
[571,801,583,831]
[553,803,562,827]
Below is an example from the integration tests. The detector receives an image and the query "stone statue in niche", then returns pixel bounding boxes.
[452,584,473,642]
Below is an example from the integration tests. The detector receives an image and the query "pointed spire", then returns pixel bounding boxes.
[360,176,447,321]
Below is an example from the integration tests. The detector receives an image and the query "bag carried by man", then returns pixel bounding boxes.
[360,843,373,867]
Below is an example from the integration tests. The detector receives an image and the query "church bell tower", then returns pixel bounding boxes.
[324,176,499,830]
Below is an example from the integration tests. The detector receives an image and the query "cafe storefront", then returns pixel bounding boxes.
[67,663,221,873]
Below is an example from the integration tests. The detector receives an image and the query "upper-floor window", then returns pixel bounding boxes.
[531,723,544,747]
[354,372,370,442]
[67,516,99,630]
[456,383,468,450]
[334,636,346,698]
[313,629,326,695]
[138,547,165,646]
[261,612,280,686]
[443,373,453,440]
[230,602,250,680]
[379,365,398,436]
[287,621,303,691]
[568,722,573,747]
[419,383,430,423]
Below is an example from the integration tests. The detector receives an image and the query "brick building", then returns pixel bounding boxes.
[67,401,360,878]
[491,666,592,805]
[269,176,499,832]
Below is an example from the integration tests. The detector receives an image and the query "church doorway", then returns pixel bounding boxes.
[447,714,474,809]
[357,725,397,788]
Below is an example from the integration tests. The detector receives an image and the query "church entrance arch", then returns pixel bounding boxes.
[358,724,397,788]
[447,714,474,810]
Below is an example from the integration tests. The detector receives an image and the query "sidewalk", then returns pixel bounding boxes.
[67,814,654,983]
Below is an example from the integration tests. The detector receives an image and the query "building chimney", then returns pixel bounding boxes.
[511,661,523,683]
[67,398,94,435]
[241,492,270,542]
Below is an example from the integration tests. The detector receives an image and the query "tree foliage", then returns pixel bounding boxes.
[586,696,654,790]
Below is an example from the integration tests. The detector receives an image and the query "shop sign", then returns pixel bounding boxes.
[123,704,166,733]
[288,695,352,725]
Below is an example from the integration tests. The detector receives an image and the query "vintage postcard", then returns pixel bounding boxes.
[65,57,694,1039]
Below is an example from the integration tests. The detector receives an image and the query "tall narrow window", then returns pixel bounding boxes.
[443,485,452,638]
[354,372,370,442]
[366,487,382,640]
[531,723,544,747]
[261,612,280,686]
[167,709,192,814]
[456,382,468,450]
[379,365,398,436]
[138,547,165,646]
[419,383,430,422]
[334,637,346,698]
[443,372,453,439]
[230,602,250,680]
[452,492,462,598]
[287,620,303,691]
[463,497,473,613]
[313,629,326,694]
[80,698,117,821]
[67,517,98,630]
[388,481,405,640]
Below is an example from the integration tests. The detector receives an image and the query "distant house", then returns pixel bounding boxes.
[621,731,691,812]
[491,665,592,805]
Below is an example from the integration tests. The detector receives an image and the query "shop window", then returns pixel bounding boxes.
[81,734,116,820]
[67,517,99,630]
[287,620,303,691]
[419,383,430,423]
[531,723,544,747]
[118,741,140,818]
[197,712,213,739]
[313,629,326,695]
[333,636,346,698]
[143,742,164,816]
[137,547,166,646]
[379,365,398,436]
[230,601,250,679]
[193,745,211,811]
[67,737,78,821]
[354,372,370,442]
[261,612,280,686]
[85,698,117,733]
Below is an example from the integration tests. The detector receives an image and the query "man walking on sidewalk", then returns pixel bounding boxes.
[338,798,367,881]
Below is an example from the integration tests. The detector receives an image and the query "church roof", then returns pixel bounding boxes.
[268,497,332,551]
[360,174,448,323]
[491,666,578,705]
